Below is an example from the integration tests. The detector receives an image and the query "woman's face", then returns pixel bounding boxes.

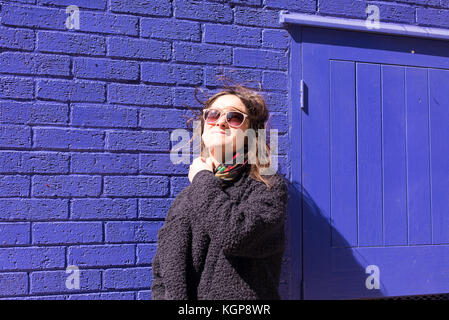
[202,94,250,160]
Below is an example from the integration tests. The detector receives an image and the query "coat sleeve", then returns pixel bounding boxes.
[189,170,288,259]
[151,187,192,300]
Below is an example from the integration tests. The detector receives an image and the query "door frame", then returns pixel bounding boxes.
[282,12,449,300]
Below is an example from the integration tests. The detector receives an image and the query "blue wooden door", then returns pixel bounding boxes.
[301,26,449,299]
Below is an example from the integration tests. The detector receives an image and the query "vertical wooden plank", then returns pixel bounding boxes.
[302,28,333,297]
[356,63,383,246]
[429,68,449,244]
[382,65,408,246]
[330,60,357,247]
[405,67,432,245]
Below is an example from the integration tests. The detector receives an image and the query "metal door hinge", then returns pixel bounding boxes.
[300,79,305,109]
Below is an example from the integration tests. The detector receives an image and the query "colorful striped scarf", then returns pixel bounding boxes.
[213,151,249,182]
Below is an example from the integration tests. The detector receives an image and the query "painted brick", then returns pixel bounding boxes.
[172,87,215,108]
[73,58,139,81]
[0,176,30,197]
[0,153,20,174]
[1,4,66,30]
[110,0,172,16]
[204,24,261,47]
[32,222,103,244]
[174,42,232,65]
[0,101,68,125]
[71,199,137,220]
[78,12,139,36]
[396,0,440,6]
[318,0,367,19]
[136,244,157,264]
[278,133,288,155]
[37,80,106,103]
[68,292,135,300]
[233,48,288,70]
[8,0,36,4]
[106,130,170,151]
[71,153,138,174]
[38,0,107,10]
[230,0,262,5]
[170,176,190,197]
[141,63,203,85]
[0,247,65,270]
[0,199,68,221]
[139,198,174,219]
[0,151,69,174]
[0,26,34,50]
[137,291,151,300]
[0,273,28,297]
[0,52,71,76]
[107,37,171,60]
[140,18,201,41]
[0,223,30,245]
[175,0,232,22]
[71,104,138,128]
[417,7,449,28]
[263,71,288,91]
[265,0,316,12]
[105,221,162,243]
[32,175,102,197]
[375,3,416,23]
[0,125,31,148]
[267,112,288,133]
[3,294,67,300]
[30,270,101,294]
[22,152,69,174]
[234,7,281,28]
[33,128,104,150]
[68,245,135,267]
[0,77,34,99]
[262,29,290,49]
[140,153,189,174]
[108,83,172,106]
[103,267,152,290]
[103,176,169,197]
[204,66,263,88]
[139,107,192,129]
[263,91,288,112]
[37,31,106,56]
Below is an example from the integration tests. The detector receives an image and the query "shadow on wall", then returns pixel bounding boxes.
[280,180,386,300]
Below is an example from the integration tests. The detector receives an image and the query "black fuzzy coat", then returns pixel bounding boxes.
[151,167,288,300]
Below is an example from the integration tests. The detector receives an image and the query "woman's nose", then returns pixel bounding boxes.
[215,113,228,128]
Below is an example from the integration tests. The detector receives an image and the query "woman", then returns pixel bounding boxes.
[151,83,288,300]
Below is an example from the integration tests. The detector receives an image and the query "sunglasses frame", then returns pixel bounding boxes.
[202,108,249,128]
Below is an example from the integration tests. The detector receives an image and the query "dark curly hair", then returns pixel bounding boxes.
[181,75,278,189]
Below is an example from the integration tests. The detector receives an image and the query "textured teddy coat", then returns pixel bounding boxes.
[150,166,289,300]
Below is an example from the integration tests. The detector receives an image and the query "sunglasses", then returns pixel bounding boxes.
[203,108,248,128]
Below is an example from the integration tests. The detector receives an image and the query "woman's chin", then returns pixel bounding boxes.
[206,143,236,154]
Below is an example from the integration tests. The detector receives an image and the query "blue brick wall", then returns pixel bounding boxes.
[0,0,448,300]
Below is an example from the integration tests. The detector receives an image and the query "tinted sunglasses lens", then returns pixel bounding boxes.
[227,112,245,127]
[205,109,220,123]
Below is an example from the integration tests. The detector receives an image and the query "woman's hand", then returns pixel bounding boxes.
[188,156,215,183]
